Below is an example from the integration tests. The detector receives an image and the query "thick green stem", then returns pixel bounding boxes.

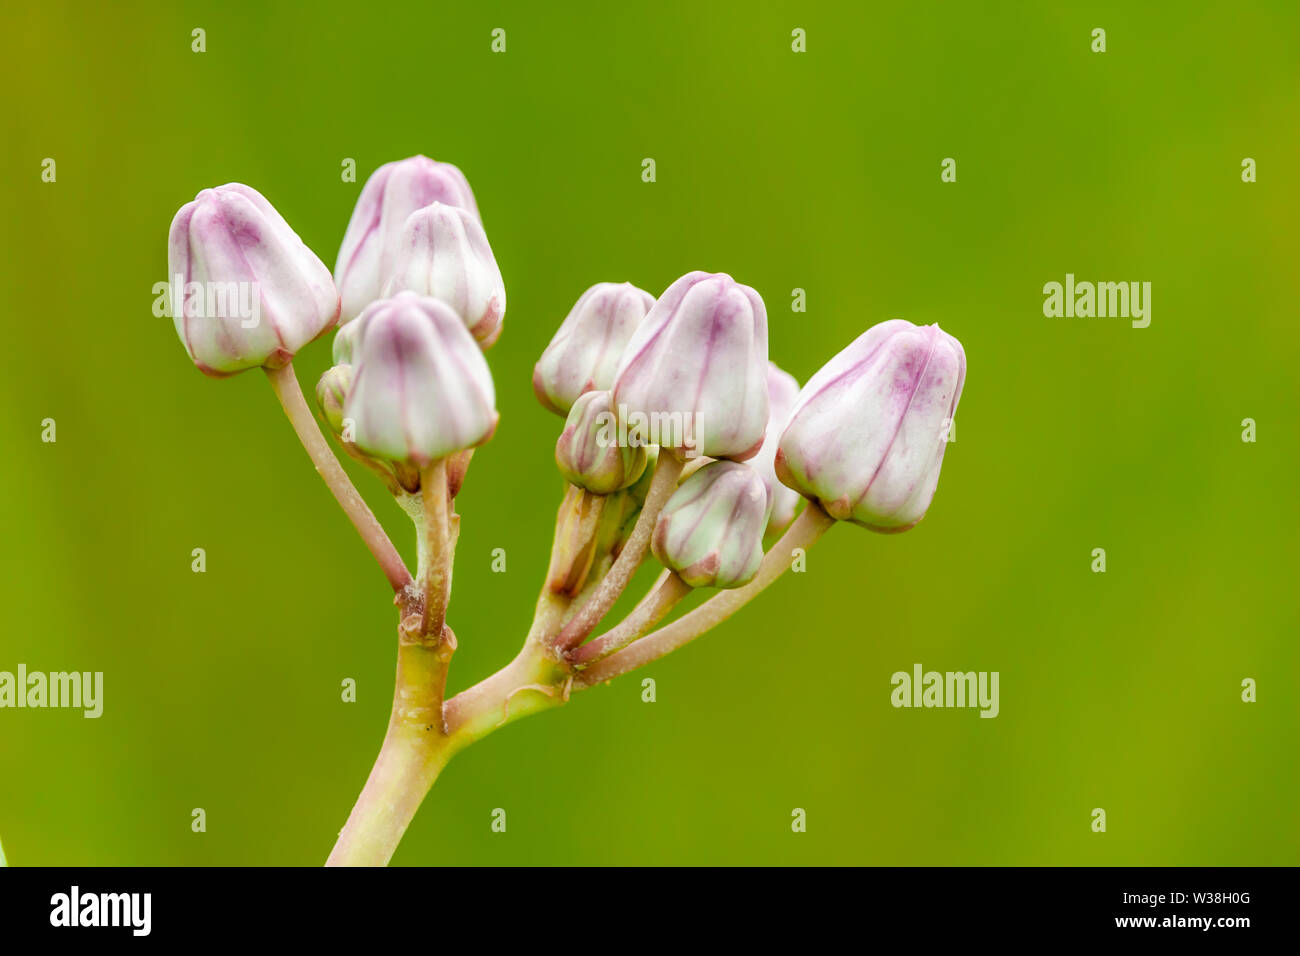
[325,600,571,867]
[325,636,454,867]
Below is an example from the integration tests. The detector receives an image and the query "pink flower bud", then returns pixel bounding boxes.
[167,183,339,377]
[612,271,768,461]
[344,292,498,467]
[652,461,769,589]
[750,361,802,534]
[555,391,648,495]
[776,320,966,532]
[334,157,479,322]
[533,282,655,415]
[383,202,505,348]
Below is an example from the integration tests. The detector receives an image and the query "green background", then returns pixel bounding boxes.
[2,0,1296,865]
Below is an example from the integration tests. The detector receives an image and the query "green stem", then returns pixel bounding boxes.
[325,636,454,867]
[325,592,572,867]
[570,570,690,665]
[419,460,451,637]
[577,504,835,686]
[554,454,684,651]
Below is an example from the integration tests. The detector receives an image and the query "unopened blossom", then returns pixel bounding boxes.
[344,292,497,467]
[334,156,479,322]
[776,320,966,532]
[533,282,655,415]
[315,364,352,436]
[750,362,802,534]
[652,460,769,589]
[167,183,339,376]
[555,390,648,495]
[332,315,364,366]
[383,202,505,347]
[612,271,768,461]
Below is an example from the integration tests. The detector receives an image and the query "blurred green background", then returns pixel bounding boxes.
[2,0,1296,865]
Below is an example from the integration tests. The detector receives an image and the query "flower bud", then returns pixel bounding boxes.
[344,292,498,467]
[315,364,352,436]
[331,316,365,366]
[750,362,802,534]
[167,183,339,376]
[334,157,479,322]
[652,460,769,589]
[776,320,966,532]
[383,202,506,348]
[612,271,768,461]
[555,391,648,495]
[533,282,655,415]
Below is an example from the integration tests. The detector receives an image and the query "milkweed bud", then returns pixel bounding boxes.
[533,282,655,415]
[315,364,352,436]
[384,202,505,348]
[612,271,768,461]
[555,390,648,495]
[344,292,498,467]
[776,320,966,532]
[651,460,769,589]
[334,156,479,322]
[167,183,339,376]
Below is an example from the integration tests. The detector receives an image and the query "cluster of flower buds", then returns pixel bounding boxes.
[166,157,967,623]
[533,273,968,597]
[316,157,508,488]
[536,271,775,594]
[165,156,971,868]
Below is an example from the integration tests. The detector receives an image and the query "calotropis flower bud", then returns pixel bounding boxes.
[332,315,364,366]
[612,271,768,461]
[167,183,340,377]
[344,292,498,467]
[776,320,966,532]
[651,460,769,589]
[334,156,479,322]
[750,362,802,534]
[383,202,506,348]
[555,390,648,495]
[315,364,352,436]
[533,282,655,415]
